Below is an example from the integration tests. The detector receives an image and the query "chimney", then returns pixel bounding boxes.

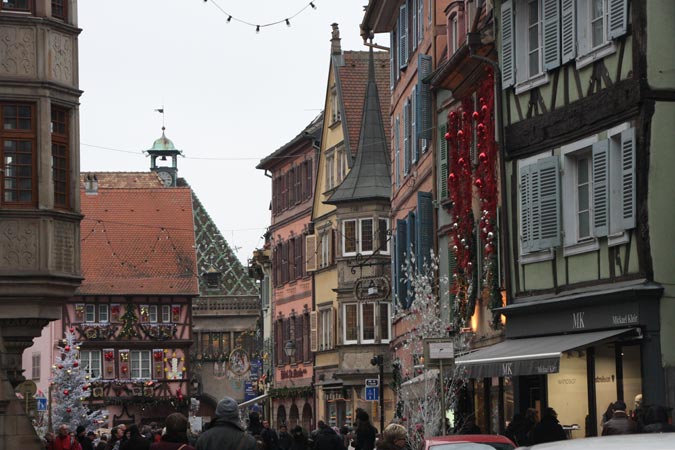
[85,174,98,195]
[330,23,341,55]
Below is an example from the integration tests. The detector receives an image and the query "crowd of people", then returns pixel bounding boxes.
[43,395,673,450]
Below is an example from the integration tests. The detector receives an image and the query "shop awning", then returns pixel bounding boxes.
[455,328,635,378]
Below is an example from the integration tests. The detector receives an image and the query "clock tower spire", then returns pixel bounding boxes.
[146,125,182,187]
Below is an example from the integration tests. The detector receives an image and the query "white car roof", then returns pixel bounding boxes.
[518,434,675,450]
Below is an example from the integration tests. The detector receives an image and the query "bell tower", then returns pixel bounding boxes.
[146,126,182,187]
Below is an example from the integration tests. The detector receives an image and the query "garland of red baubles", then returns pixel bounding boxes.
[444,68,497,326]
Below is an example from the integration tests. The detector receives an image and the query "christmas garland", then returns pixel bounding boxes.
[269,385,314,399]
[445,67,502,329]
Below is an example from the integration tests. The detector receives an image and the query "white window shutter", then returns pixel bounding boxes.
[310,311,318,353]
[519,164,533,253]
[537,156,562,250]
[576,0,591,57]
[561,0,576,63]
[500,1,515,87]
[439,123,448,199]
[305,234,317,272]
[620,127,636,230]
[592,140,610,237]
[399,4,408,69]
[608,0,628,39]
[542,0,561,70]
[418,0,424,42]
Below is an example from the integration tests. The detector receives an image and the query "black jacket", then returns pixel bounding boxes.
[312,427,344,450]
[531,416,566,444]
[196,418,257,450]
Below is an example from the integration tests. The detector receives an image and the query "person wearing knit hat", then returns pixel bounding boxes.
[150,413,195,450]
[196,397,257,450]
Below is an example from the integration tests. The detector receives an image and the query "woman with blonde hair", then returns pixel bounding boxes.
[375,424,408,450]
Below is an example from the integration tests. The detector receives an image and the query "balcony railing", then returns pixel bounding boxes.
[192,297,260,315]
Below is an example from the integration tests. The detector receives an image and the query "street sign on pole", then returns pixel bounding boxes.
[365,386,379,401]
[37,398,47,412]
[365,378,379,387]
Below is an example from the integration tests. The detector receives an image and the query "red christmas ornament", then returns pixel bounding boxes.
[458,157,466,167]
[479,152,488,163]
[64,345,71,352]
[481,105,489,114]
[73,361,79,367]
[475,178,484,189]
[69,327,75,333]
[477,123,486,133]
[449,111,456,120]
[444,131,451,140]
[449,173,456,183]
[66,407,72,413]
[457,130,464,138]
[479,97,485,104]
[63,389,70,395]
[472,111,479,120]
[83,385,89,391]
[461,111,468,120]
[58,364,63,370]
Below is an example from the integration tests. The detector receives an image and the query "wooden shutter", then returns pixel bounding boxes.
[295,315,303,363]
[284,318,291,365]
[399,3,408,69]
[390,31,396,90]
[418,0,424,40]
[330,229,336,265]
[404,99,411,174]
[519,164,533,253]
[417,54,433,140]
[411,0,418,52]
[500,1,515,88]
[439,123,448,199]
[411,86,418,163]
[542,0,561,70]
[416,191,433,271]
[536,156,562,250]
[396,219,408,308]
[332,307,337,349]
[592,140,610,237]
[305,234,317,272]
[561,0,576,63]
[608,0,628,39]
[310,311,318,353]
[395,116,401,187]
[620,128,636,230]
[406,212,416,308]
[272,177,278,215]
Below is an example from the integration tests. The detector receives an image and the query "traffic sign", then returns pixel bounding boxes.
[37,398,47,412]
[365,378,379,387]
[365,386,379,401]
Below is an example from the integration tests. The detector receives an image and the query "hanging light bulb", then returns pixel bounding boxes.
[285,18,290,27]
[256,25,260,33]
[310,2,316,9]
[227,15,232,23]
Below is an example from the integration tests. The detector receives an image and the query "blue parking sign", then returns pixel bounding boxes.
[365,386,379,401]
[37,398,47,412]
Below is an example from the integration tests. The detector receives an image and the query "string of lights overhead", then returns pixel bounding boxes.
[205,0,319,32]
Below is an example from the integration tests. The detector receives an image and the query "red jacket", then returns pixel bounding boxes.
[50,435,83,450]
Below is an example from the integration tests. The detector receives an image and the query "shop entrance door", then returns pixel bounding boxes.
[518,375,547,416]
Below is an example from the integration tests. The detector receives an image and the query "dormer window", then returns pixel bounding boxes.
[205,269,221,289]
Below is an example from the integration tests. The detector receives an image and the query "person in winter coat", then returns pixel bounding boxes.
[531,408,566,444]
[77,426,95,450]
[120,425,150,450]
[311,421,345,450]
[642,405,675,433]
[277,424,293,450]
[602,401,638,435]
[50,425,83,450]
[150,413,196,450]
[375,424,408,450]
[354,412,377,450]
[288,426,309,450]
[196,396,257,450]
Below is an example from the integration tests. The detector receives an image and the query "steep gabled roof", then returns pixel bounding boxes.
[191,190,258,297]
[338,50,390,158]
[327,47,391,204]
[257,113,323,171]
[78,174,198,295]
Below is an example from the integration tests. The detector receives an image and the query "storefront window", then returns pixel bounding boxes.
[621,345,642,420]
[490,377,501,433]
[594,344,618,435]
[474,379,487,433]
[549,350,588,439]
[503,377,515,427]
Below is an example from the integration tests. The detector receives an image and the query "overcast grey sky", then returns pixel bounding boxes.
[78,0,380,263]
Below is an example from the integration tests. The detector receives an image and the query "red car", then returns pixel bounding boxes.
[425,434,517,450]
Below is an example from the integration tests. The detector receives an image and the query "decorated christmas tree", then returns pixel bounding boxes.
[50,328,106,432]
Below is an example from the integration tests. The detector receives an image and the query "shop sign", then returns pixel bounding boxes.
[280,368,307,379]
[354,276,390,302]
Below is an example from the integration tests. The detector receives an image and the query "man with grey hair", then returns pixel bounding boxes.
[196,396,257,450]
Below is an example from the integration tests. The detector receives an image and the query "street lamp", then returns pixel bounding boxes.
[284,340,296,359]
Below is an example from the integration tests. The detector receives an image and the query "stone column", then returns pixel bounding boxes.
[0,319,51,449]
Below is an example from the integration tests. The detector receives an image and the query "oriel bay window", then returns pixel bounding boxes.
[1,0,32,12]
[343,302,392,345]
[342,217,390,257]
[1,103,36,206]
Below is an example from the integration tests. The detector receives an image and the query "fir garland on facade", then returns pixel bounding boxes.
[269,386,314,399]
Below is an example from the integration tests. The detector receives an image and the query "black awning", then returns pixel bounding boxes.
[455,328,635,378]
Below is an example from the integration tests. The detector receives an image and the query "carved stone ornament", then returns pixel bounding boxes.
[48,31,73,84]
[0,220,38,269]
[0,26,36,77]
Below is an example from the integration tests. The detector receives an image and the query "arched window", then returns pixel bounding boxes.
[289,403,299,428]
[277,405,287,427]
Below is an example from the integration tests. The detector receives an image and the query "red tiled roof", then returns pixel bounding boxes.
[339,50,391,157]
[78,175,198,296]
